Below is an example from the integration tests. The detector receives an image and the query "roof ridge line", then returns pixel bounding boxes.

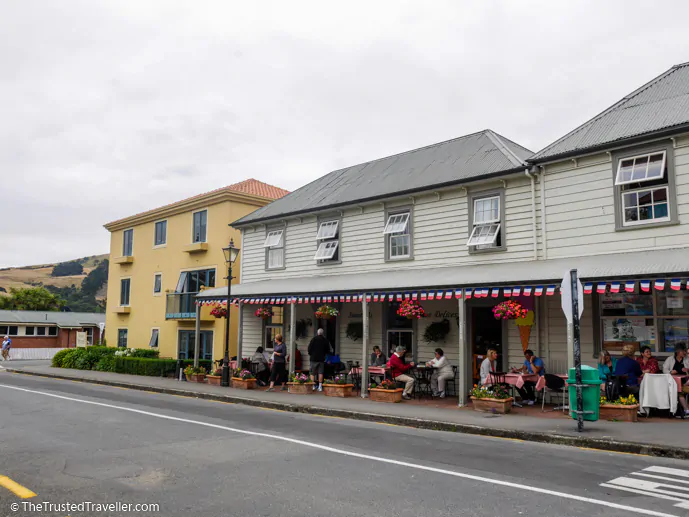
[532,64,681,160]
[484,130,526,167]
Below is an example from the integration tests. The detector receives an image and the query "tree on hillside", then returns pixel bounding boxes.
[52,260,84,277]
[0,287,66,311]
[80,259,108,295]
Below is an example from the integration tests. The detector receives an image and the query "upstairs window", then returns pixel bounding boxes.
[154,220,167,246]
[192,210,207,243]
[153,273,162,294]
[613,145,677,229]
[120,278,131,306]
[384,210,411,260]
[467,191,504,252]
[149,329,159,348]
[122,229,133,256]
[314,219,340,263]
[117,329,128,348]
[264,229,285,269]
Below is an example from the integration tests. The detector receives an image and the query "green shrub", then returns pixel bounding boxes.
[114,357,212,377]
[53,346,117,370]
[52,348,73,368]
[129,349,159,359]
[95,355,116,372]
[61,348,84,369]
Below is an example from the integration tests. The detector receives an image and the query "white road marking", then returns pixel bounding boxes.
[645,467,689,479]
[602,466,689,511]
[635,472,689,486]
[0,382,680,517]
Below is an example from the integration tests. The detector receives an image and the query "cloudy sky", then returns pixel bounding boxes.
[2,0,689,267]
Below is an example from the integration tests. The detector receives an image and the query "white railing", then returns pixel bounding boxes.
[3,348,67,361]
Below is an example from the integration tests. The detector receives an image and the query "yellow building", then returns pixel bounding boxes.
[103,179,288,361]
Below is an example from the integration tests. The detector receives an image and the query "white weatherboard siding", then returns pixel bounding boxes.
[240,177,542,285]
[240,304,262,359]
[544,137,689,259]
[416,300,460,368]
[338,303,383,366]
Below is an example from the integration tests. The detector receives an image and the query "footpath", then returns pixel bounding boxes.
[3,361,688,459]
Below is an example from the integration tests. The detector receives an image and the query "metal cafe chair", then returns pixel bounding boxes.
[541,373,567,413]
[445,366,458,396]
[489,371,520,407]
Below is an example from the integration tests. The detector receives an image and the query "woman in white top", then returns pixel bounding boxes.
[426,348,454,398]
[480,349,498,385]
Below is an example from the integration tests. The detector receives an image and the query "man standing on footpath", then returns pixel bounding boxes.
[308,328,332,392]
[1,335,11,361]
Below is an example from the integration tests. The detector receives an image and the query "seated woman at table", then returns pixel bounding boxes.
[370,346,387,367]
[662,346,689,375]
[598,349,617,381]
[614,344,643,394]
[251,347,270,386]
[513,349,545,406]
[426,348,454,398]
[637,345,659,377]
[479,348,498,386]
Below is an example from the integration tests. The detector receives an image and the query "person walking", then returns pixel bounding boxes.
[1,335,11,361]
[266,335,287,392]
[426,348,454,398]
[308,328,332,392]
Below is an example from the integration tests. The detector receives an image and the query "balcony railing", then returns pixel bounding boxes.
[165,292,197,320]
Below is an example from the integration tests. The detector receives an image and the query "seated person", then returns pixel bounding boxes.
[251,346,270,385]
[636,345,659,377]
[614,344,643,394]
[513,349,545,406]
[426,348,454,398]
[388,346,415,400]
[370,346,387,366]
[479,348,498,386]
[598,349,617,381]
[286,346,303,371]
[662,346,689,376]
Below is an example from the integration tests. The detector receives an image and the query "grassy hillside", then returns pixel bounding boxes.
[0,254,109,298]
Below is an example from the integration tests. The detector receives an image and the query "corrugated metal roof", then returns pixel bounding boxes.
[233,130,532,226]
[198,248,689,297]
[0,311,105,327]
[532,62,689,162]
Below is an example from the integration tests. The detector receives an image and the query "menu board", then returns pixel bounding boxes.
[600,293,653,316]
[602,318,655,347]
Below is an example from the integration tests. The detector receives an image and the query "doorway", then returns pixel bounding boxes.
[316,316,338,354]
[470,306,504,383]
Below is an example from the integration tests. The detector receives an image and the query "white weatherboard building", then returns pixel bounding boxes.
[199,62,689,404]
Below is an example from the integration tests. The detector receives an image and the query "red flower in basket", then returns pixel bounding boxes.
[315,304,339,320]
[210,304,227,318]
[492,300,528,320]
[396,300,426,319]
[255,307,273,319]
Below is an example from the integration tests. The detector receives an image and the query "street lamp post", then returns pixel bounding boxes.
[221,238,240,387]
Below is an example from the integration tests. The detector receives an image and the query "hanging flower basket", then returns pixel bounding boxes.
[315,304,339,320]
[492,300,528,320]
[396,300,426,320]
[210,304,227,319]
[255,307,273,320]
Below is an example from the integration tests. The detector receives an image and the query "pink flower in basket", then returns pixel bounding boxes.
[255,307,273,319]
[396,300,426,319]
[492,300,528,320]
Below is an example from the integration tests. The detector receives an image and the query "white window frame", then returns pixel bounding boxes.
[314,241,339,260]
[265,228,285,270]
[153,220,167,248]
[192,209,208,243]
[149,328,160,348]
[467,191,505,252]
[615,151,666,186]
[472,196,501,225]
[153,273,163,296]
[383,213,410,235]
[263,230,284,248]
[467,223,501,246]
[621,185,671,227]
[316,220,339,240]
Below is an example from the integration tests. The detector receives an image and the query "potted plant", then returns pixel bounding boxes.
[183,365,207,383]
[492,300,528,320]
[369,379,404,403]
[322,374,354,397]
[315,304,339,320]
[255,307,273,320]
[599,394,639,422]
[423,319,450,343]
[206,367,223,385]
[469,384,513,414]
[346,321,363,342]
[396,300,426,320]
[286,372,315,394]
[231,368,257,390]
[210,304,227,319]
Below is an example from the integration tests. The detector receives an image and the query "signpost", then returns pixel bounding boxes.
[561,269,585,432]
[98,322,105,345]
[76,332,87,348]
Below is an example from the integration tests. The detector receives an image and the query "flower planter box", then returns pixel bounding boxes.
[231,377,257,390]
[186,374,206,383]
[600,404,639,422]
[322,384,354,398]
[470,396,513,414]
[206,375,222,386]
[287,382,315,394]
[369,388,404,403]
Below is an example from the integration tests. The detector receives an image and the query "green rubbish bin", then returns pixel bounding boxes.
[568,365,603,422]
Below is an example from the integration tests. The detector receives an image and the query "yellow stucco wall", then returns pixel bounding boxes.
[104,195,266,361]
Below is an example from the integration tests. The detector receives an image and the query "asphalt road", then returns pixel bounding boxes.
[1,369,688,517]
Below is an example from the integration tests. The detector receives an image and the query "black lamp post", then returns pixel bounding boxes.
[221,238,240,387]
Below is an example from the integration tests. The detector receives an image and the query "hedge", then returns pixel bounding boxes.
[113,357,212,377]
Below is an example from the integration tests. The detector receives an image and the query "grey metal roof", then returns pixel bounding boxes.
[0,311,105,327]
[531,62,689,162]
[233,130,532,226]
[197,248,689,298]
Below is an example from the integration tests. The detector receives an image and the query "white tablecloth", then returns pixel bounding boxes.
[639,374,677,415]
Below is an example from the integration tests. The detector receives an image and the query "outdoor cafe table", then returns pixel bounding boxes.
[672,374,688,392]
[484,373,546,391]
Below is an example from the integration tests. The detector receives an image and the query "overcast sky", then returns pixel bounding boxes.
[2,0,689,268]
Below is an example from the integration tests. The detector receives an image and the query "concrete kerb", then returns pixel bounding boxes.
[6,368,688,460]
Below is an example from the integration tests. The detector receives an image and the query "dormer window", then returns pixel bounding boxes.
[264,229,285,269]
[384,209,412,260]
[314,219,340,263]
[467,190,505,252]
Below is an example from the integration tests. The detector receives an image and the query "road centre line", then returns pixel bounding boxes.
[0,383,678,517]
[0,476,36,499]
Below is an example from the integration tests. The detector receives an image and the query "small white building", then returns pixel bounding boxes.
[199,62,689,404]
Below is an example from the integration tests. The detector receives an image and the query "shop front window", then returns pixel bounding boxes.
[386,302,414,359]
[263,306,284,351]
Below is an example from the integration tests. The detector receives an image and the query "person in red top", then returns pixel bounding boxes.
[388,346,415,400]
[637,345,659,377]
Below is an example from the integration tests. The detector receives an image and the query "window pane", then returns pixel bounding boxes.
[662,319,689,352]
[653,188,667,202]
[654,203,668,218]
[268,248,284,268]
[154,274,162,293]
[647,153,664,179]
[0,326,6,335]
[155,221,167,245]
[631,156,649,181]
[624,207,637,222]
[600,293,653,316]
[317,221,339,240]
[193,211,207,243]
[618,159,634,183]
[602,318,655,349]
[37,327,46,336]
[149,329,159,348]
[637,190,652,206]
[118,329,128,348]
[120,279,130,305]
[314,241,338,260]
[384,213,410,234]
[390,234,410,257]
[48,327,58,336]
[474,196,500,224]
[658,292,689,316]
[622,192,637,208]
[123,229,133,256]
[638,206,652,221]
[263,230,283,247]
[25,326,35,336]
